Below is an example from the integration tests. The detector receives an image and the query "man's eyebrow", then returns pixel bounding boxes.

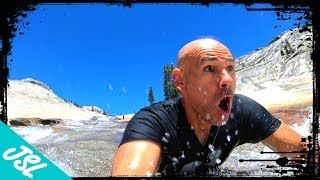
[200,56,235,64]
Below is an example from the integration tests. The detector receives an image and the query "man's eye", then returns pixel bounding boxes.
[204,66,214,72]
[226,66,234,71]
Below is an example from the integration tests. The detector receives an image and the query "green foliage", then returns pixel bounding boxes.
[163,64,179,100]
[148,86,155,104]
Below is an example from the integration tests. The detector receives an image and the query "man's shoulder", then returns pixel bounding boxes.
[132,96,182,122]
[145,96,182,111]
[233,93,257,104]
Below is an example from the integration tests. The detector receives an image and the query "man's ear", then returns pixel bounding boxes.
[172,68,184,92]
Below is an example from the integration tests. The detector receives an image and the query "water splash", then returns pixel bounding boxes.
[206,113,211,120]
[13,126,54,144]
[161,136,169,143]
[171,157,179,166]
[161,132,170,143]
[149,161,154,167]
[146,171,153,177]
[164,132,170,138]
[230,112,234,119]
[208,144,215,152]
[226,135,231,142]
[181,151,185,159]
[216,158,221,165]
[235,130,239,136]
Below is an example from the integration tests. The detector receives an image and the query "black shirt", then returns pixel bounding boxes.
[120,94,282,176]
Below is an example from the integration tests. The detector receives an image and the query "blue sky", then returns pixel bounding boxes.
[9,3,303,116]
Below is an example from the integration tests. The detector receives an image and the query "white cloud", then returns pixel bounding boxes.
[108,84,114,91]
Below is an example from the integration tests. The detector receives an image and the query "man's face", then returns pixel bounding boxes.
[180,42,236,126]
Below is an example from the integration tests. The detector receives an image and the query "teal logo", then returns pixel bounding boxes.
[0,121,71,179]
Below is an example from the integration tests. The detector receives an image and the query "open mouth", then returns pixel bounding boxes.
[218,97,230,112]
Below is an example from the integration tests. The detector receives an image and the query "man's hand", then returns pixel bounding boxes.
[111,140,162,176]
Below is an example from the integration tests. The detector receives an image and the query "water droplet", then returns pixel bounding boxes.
[196,153,200,156]
[171,157,179,166]
[181,151,185,158]
[161,136,168,143]
[190,126,194,130]
[227,135,231,141]
[216,158,221,164]
[230,112,234,119]
[208,144,215,152]
[149,161,154,167]
[206,113,211,120]
[235,130,239,135]
[146,171,153,177]
[203,91,208,95]
[221,121,227,126]
[165,132,170,137]
[222,114,225,121]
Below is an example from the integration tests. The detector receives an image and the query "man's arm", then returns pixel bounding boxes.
[262,122,307,159]
[111,140,162,176]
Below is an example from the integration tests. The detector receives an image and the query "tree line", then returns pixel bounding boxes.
[148,64,180,105]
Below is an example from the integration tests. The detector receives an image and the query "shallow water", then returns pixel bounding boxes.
[11,119,126,177]
[10,112,312,177]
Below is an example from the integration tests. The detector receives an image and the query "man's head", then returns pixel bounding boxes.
[172,38,236,126]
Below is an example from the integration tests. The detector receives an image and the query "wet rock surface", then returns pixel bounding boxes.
[9,117,63,126]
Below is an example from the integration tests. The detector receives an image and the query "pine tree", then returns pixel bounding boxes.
[148,86,155,104]
[163,64,179,100]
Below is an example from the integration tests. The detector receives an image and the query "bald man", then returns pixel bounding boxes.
[111,38,307,176]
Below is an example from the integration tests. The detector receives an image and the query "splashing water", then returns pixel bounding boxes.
[206,113,211,120]
[171,157,179,166]
[221,121,227,126]
[181,151,185,159]
[146,171,153,177]
[226,135,231,142]
[161,136,169,143]
[209,144,215,152]
[149,161,154,167]
[235,130,239,136]
[216,158,221,165]
[161,132,170,143]
[10,105,313,177]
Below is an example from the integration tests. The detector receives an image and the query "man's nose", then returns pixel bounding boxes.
[219,69,233,88]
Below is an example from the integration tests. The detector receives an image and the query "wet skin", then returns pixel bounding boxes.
[111,38,307,176]
[173,39,236,144]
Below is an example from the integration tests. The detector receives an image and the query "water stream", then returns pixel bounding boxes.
[10,109,312,177]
